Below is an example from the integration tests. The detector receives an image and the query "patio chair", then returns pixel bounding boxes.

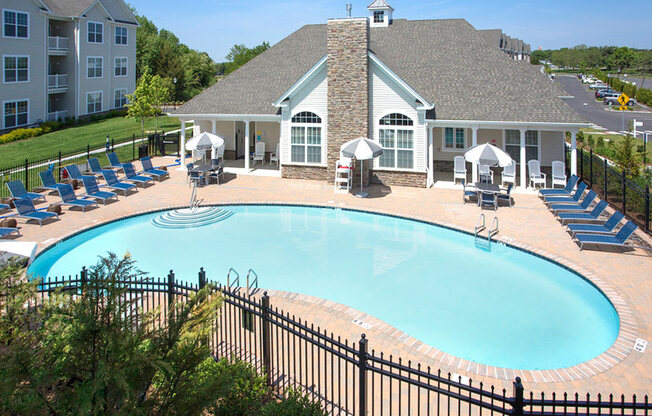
[567,211,624,237]
[87,158,104,175]
[188,169,203,187]
[497,183,513,206]
[478,164,494,184]
[38,170,65,192]
[575,220,639,251]
[140,156,169,181]
[64,164,94,182]
[105,152,124,171]
[453,156,466,184]
[550,190,597,215]
[209,158,224,184]
[81,176,118,205]
[12,197,59,226]
[501,161,516,188]
[122,163,154,187]
[100,170,137,196]
[558,200,608,224]
[186,162,195,184]
[57,183,98,212]
[253,142,265,166]
[539,174,579,196]
[270,143,279,166]
[479,191,497,210]
[0,227,20,238]
[0,203,9,212]
[551,161,567,188]
[543,181,587,205]
[6,180,46,203]
[461,179,477,204]
[527,160,546,189]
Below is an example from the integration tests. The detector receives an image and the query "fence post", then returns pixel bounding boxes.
[111,138,115,152]
[512,377,524,416]
[198,267,206,289]
[604,158,608,202]
[261,292,272,386]
[132,134,135,160]
[167,270,175,320]
[579,148,584,180]
[87,144,90,159]
[589,148,593,188]
[622,169,627,215]
[24,159,29,190]
[645,186,650,233]
[358,334,368,416]
[80,266,88,291]
[58,151,62,181]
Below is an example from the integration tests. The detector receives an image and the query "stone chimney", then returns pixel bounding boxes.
[326,17,370,182]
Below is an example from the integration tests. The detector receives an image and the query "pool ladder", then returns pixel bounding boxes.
[189,182,203,209]
[474,214,499,251]
[226,268,259,296]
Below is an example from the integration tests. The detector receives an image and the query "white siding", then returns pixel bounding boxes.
[540,130,564,166]
[369,59,425,172]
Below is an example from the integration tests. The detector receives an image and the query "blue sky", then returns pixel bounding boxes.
[130,0,652,61]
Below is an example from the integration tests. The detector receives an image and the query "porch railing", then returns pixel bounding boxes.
[48,36,68,52]
[48,74,68,89]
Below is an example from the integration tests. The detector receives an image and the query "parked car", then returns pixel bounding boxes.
[595,89,616,98]
[582,77,597,84]
[602,93,637,106]
[589,82,608,90]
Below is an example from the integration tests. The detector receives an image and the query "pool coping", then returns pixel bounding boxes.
[30,200,638,384]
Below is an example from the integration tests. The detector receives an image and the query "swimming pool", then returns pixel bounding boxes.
[28,204,619,371]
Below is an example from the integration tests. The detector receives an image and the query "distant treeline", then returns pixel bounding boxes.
[531,45,652,73]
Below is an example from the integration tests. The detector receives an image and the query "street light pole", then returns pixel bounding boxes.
[173,77,177,109]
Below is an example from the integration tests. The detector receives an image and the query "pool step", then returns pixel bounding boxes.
[152,207,234,229]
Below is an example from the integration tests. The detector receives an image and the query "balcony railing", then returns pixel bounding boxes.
[48,36,68,52]
[47,110,68,121]
[48,74,68,89]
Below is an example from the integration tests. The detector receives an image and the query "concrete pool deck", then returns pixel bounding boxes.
[5,156,651,396]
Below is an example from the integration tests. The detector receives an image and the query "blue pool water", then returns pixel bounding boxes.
[28,205,619,370]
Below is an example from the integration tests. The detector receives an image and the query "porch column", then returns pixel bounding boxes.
[179,120,187,170]
[244,121,250,171]
[427,126,434,187]
[519,127,527,188]
[471,126,478,183]
[211,119,216,134]
[570,129,578,176]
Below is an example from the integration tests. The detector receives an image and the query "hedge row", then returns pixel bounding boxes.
[593,70,652,106]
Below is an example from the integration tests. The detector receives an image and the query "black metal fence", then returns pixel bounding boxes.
[33,269,650,416]
[567,144,651,234]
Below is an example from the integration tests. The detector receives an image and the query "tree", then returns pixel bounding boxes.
[126,70,169,137]
[223,42,270,74]
[614,134,642,177]
[607,47,635,72]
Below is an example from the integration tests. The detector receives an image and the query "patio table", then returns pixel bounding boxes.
[474,182,500,208]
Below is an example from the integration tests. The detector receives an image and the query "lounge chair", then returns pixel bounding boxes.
[549,190,597,215]
[497,183,513,206]
[38,170,65,192]
[105,152,124,171]
[12,197,58,226]
[64,164,94,182]
[558,200,608,224]
[100,170,136,196]
[539,174,579,196]
[575,220,639,251]
[543,181,587,205]
[253,142,265,166]
[57,183,98,212]
[87,157,105,175]
[478,164,494,184]
[122,163,153,187]
[551,161,567,188]
[528,160,546,189]
[6,180,46,203]
[270,143,279,166]
[567,211,624,237]
[0,203,9,212]
[453,156,466,184]
[479,191,497,210]
[461,179,476,204]
[501,161,516,188]
[81,176,118,205]
[140,156,169,181]
[0,227,20,238]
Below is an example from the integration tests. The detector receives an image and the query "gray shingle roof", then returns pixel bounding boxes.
[368,0,394,10]
[42,0,95,17]
[478,29,502,48]
[177,18,584,124]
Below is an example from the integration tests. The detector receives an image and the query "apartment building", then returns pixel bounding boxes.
[1,0,138,132]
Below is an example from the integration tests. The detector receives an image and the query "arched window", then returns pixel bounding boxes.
[291,112,322,164]
[378,113,414,169]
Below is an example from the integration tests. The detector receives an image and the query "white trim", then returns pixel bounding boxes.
[86,21,104,44]
[113,56,127,77]
[114,25,128,45]
[368,52,434,110]
[169,113,281,122]
[113,88,127,109]
[2,9,30,40]
[81,1,112,21]
[86,90,103,114]
[2,98,30,130]
[503,129,541,164]
[2,55,30,84]
[289,111,324,165]
[441,126,466,152]
[376,112,416,170]
[273,55,327,107]
[86,56,103,79]
[428,119,590,129]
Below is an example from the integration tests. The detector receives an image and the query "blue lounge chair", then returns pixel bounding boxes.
[38,170,65,192]
[567,211,624,236]
[479,191,497,210]
[57,183,98,212]
[87,158,104,175]
[0,203,9,212]
[13,198,58,226]
[6,180,46,203]
[140,156,169,181]
[105,152,124,171]
[497,184,513,207]
[558,200,608,224]
[539,175,578,196]
[81,176,118,205]
[100,170,136,195]
[550,190,597,215]
[0,227,20,238]
[575,220,639,251]
[122,162,153,187]
[64,164,94,182]
[544,181,587,204]
[461,179,476,204]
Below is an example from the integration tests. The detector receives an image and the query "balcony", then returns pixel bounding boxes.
[48,74,68,92]
[48,36,69,54]
[47,110,68,121]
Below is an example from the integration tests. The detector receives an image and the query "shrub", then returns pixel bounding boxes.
[0,127,44,144]
[40,120,61,131]
[587,135,595,148]
[262,389,328,416]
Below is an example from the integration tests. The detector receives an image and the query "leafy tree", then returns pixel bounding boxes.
[607,47,635,72]
[127,70,169,137]
[223,42,270,74]
[614,134,642,177]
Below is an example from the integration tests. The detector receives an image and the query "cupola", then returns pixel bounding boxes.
[367,0,393,27]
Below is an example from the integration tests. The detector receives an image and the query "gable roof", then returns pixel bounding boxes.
[368,0,394,10]
[42,0,138,23]
[176,18,584,124]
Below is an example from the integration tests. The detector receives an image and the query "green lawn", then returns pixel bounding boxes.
[0,116,182,166]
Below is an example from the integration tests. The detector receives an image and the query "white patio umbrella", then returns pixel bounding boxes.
[464,143,512,167]
[186,132,225,162]
[340,137,383,197]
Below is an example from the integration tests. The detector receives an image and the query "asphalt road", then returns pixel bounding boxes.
[556,75,652,136]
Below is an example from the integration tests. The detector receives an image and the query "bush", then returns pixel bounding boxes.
[262,389,328,416]
[587,135,595,148]
[0,127,44,144]
[40,120,61,131]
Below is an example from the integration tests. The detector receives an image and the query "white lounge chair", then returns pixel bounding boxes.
[551,161,567,189]
[478,164,494,183]
[253,142,265,166]
[453,156,466,184]
[270,143,279,166]
[501,160,516,188]
[528,160,546,189]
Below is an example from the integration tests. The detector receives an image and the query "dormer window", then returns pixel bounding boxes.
[373,11,384,23]
[368,0,393,27]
